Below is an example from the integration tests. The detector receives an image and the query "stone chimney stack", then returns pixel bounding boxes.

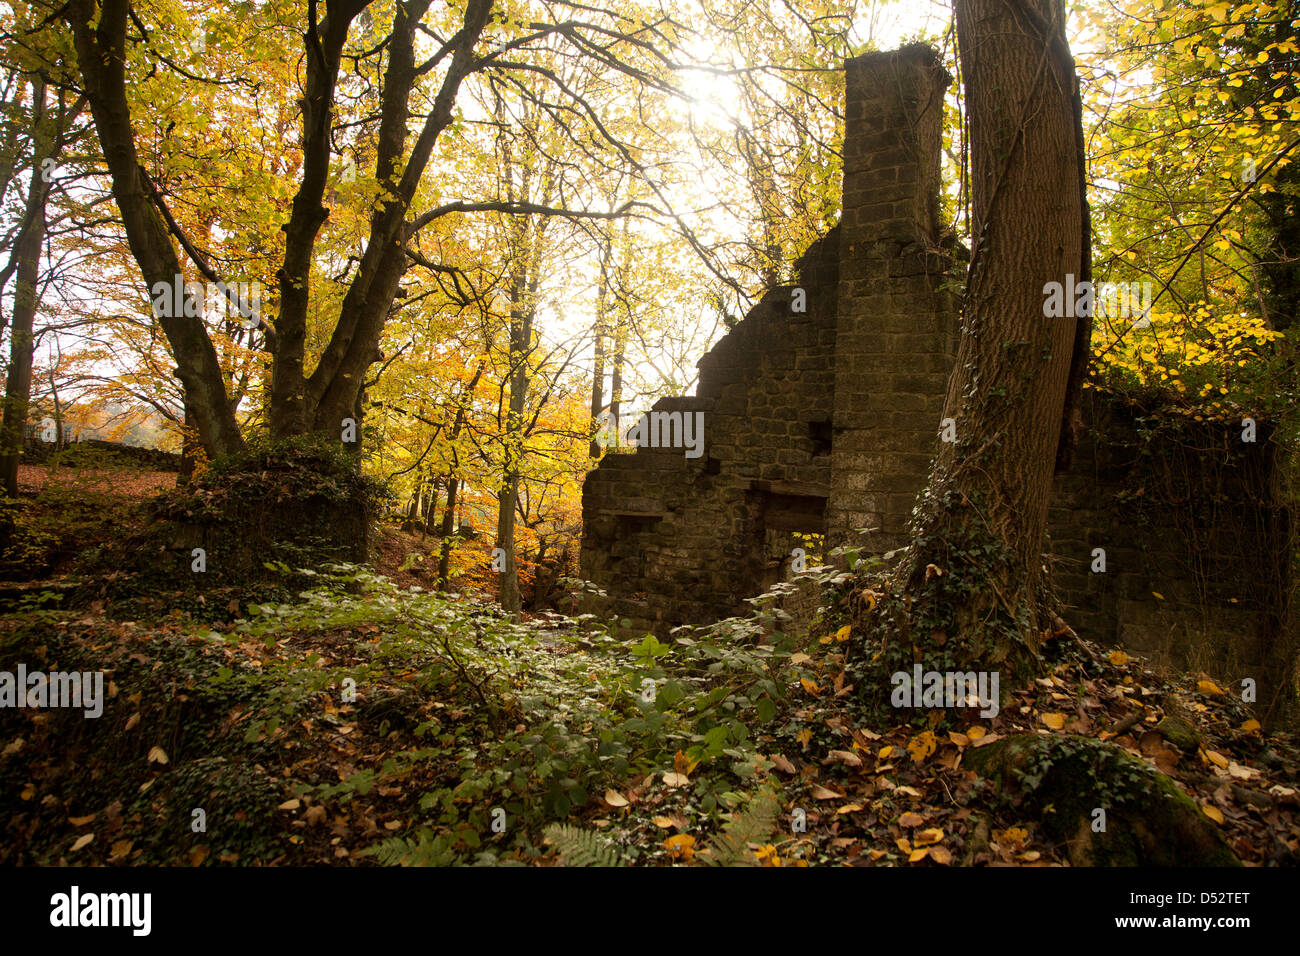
[827,45,960,552]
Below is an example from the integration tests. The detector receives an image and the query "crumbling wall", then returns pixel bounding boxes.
[579,231,840,634]
[1048,391,1292,704]
[580,45,955,635]
[579,44,1291,690]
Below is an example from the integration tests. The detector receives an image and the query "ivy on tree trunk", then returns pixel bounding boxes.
[868,0,1093,692]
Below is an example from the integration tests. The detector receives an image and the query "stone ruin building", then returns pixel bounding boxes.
[580,45,1293,701]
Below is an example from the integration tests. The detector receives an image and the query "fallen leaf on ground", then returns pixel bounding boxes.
[769,753,796,774]
[915,827,944,847]
[907,731,937,763]
[1203,750,1230,769]
[664,834,695,860]
[994,826,1029,848]
[826,749,862,767]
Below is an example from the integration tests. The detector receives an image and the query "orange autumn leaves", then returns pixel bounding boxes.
[799,625,853,698]
[896,813,950,865]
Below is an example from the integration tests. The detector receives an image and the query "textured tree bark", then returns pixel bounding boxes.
[437,475,460,586]
[177,405,200,486]
[269,0,374,439]
[609,313,626,440]
[307,0,495,433]
[496,477,522,614]
[430,478,442,533]
[878,0,1090,688]
[0,113,46,499]
[65,0,245,460]
[588,234,612,458]
[496,229,537,616]
[0,77,79,498]
[436,357,486,586]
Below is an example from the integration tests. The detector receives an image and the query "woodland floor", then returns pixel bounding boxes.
[1,458,1298,867]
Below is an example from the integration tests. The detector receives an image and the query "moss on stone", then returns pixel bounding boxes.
[1155,715,1201,751]
[964,733,1239,866]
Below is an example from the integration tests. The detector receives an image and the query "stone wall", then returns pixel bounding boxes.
[579,44,1291,690]
[1048,392,1292,696]
[581,45,955,634]
[827,45,959,553]
[579,228,841,632]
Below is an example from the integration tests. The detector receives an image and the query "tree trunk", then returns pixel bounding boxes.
[0,79,52,499]
[406,474,423,526]
[872,0,1091,689]
[422,476,440,533]
[177,403,201,485]
[607,218,630,440]
[0,204,41,496]
[437,475,460,586]
[436,356,486,587]
[493,91,554,615]
[496,476,521,614]
[1252,13,1300,336]
[63,0,494,453]
[609,309,626,444]
[496,251,534,615]
[65,0,245,460]
[588,232,612,457]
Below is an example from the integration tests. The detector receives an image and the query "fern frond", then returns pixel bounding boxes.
[705,790,781,866]
[359,829,455,866]
[543,823,623,867]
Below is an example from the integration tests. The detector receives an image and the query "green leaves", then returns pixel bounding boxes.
[631,634,671,664]
[128,561,805,865]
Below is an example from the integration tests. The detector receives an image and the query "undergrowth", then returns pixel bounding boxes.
[1,561,846,866]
